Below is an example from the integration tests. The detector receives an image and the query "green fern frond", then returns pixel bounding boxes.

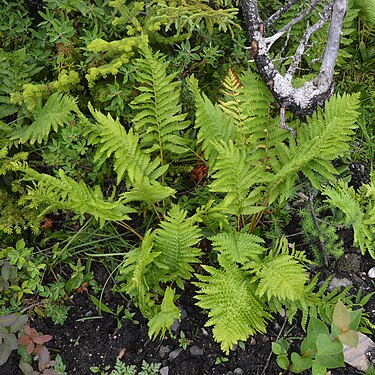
[194,255,270,354]
[19,168,135,227]
[121,179,175,205]
[323,180,374,258]
[269,93,360,202]
[87,104,168,185]
[209,231,266,265]
[209,140,269,216]
[255,254,308,301]
[120,230,161,318]
[130,46,190,162]
[148,287,181,340]
[188,75,236,167]
[10,93,78,144]
[154,205,202,288]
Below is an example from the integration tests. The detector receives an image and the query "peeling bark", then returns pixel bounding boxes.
[241,0,348,120]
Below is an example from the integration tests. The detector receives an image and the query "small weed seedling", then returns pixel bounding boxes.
[272,300,361,374]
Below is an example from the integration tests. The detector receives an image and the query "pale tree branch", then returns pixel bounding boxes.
[264,0,301,28]
[241,0,348,119]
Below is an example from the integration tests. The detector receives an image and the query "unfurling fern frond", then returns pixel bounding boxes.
[148,287,181,340]
[154,205,202,288]
[188,75,236,168]
[194,255,270,354]
[130,46,190,162]
[19,168,135,227]
[86,104,169,187]
[10,93,79,144]
[209,140,268,216]
[323,179,375,258]
[209,230,266,265]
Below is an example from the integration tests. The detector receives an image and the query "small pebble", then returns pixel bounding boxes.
[169,348,182,361]
[159,345,171,359]
[367,267,375,279]
[328,276,352,291]
[160,366,169,375]
[190,345,204,356]
[234,368,244,375]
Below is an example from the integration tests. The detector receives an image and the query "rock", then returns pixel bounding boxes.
[158,345,171,359]
[160,366,169,375]
[343,332,375,371]
[170,308,187,334]
[328,276,352,291]
[233,368,244,375]
[189,345,204,356]
[168,348,183,361]
[367,267,375,278]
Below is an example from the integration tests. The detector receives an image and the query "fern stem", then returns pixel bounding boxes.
[116,221,144,240]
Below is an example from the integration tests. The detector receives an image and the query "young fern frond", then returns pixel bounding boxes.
[130,46,190,164]
[10,93,79,144]
[323,179,375,258]
[148,287,180,340]
[188,75,236,168]
[19,168,135,227]
[154,205,202,289]
[194,255,270,354]
[209,231,266,265]
[268,93,360,202]
[86,104,170,187]
[209,140,268,216]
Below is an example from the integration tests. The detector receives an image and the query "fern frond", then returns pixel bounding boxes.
[10,93,78,144]
[20,168,135,227]
[120,230,161,318]
[210,231,266,265]
[148,287,181,340]
[87,104,169,186]
[209,140,269,216]
[130,46,190,162]
[154,205,202,288]
[323,180,375,258]
[194,255,270,354]
[121,179,175,205]
[188,75,236,168]
[269,93,360,202]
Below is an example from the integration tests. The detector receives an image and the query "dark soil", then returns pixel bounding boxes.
[2,248,375,375]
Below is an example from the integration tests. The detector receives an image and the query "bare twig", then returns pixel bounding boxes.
[286,1,333,80]
[264,0,302,28]
[265,0,323,49]
[241,0,348,119]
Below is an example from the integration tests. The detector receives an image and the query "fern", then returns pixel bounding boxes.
[194,254,270,354]
[209,140,268,216]
[148,287,180,340]
[188,75,236,168]
[209,230,266,265]
[10,93,79,144]
[268,93,360,202]
[153,205,202,288]
[19,168,135,227]
[130,46,190,164]
[323,179,375,258]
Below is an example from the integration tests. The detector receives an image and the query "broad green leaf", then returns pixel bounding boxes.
[0,343,12,366]
[306,317,329,351]
[272,342,282,355]
[311,360,327,375]
[338,329,359,347]
[276,354,289,370]
[290,352,313,372]
[315,333,344,368]
[349,309,362,331]
[332,300,350,331]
